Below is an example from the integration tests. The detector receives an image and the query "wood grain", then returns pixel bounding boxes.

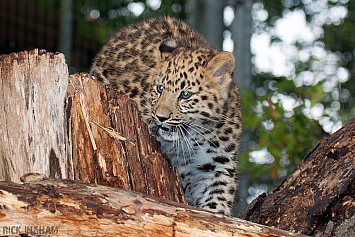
[0,179,307,237]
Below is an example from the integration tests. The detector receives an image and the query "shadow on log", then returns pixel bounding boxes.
[239,116,355,236]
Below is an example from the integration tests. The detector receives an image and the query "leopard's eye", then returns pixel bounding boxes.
[179,91,192,100]
[157,85,164,93]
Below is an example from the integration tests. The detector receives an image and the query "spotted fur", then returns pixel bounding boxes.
[91,16,242,215]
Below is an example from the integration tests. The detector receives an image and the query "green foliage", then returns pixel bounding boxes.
[72,0,186,46]
[241,0,355,194]
[240,76,326,187]
[322,1,355,123]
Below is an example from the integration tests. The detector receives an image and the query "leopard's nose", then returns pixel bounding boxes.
[156,115,169,122]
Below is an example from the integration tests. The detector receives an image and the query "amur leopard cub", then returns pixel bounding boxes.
[91,16,242,215]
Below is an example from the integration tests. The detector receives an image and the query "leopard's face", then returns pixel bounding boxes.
[141,50,235,142]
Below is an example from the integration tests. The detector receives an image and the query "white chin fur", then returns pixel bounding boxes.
[157,128,179,141]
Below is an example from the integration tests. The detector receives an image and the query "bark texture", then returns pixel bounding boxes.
[66,73,186,203]
[0,179,306,237]
[239,116,355,236]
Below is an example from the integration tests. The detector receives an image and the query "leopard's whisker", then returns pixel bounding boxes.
[176,125,193,166]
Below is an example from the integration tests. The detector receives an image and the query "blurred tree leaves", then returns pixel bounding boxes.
[71,0,187,46]
[241,0,354,193]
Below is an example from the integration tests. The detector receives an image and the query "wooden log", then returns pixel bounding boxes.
[239,116,355,236]
[0,49,68,182]
[0,179,306,237]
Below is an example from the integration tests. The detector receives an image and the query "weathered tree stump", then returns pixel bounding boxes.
[0,49,68,182]
[239,116,355,236]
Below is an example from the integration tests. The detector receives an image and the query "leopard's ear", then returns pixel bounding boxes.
[206,52,235,95]
[159,39,179,53]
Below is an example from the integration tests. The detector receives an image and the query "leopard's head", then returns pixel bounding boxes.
[143,39,236,142]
